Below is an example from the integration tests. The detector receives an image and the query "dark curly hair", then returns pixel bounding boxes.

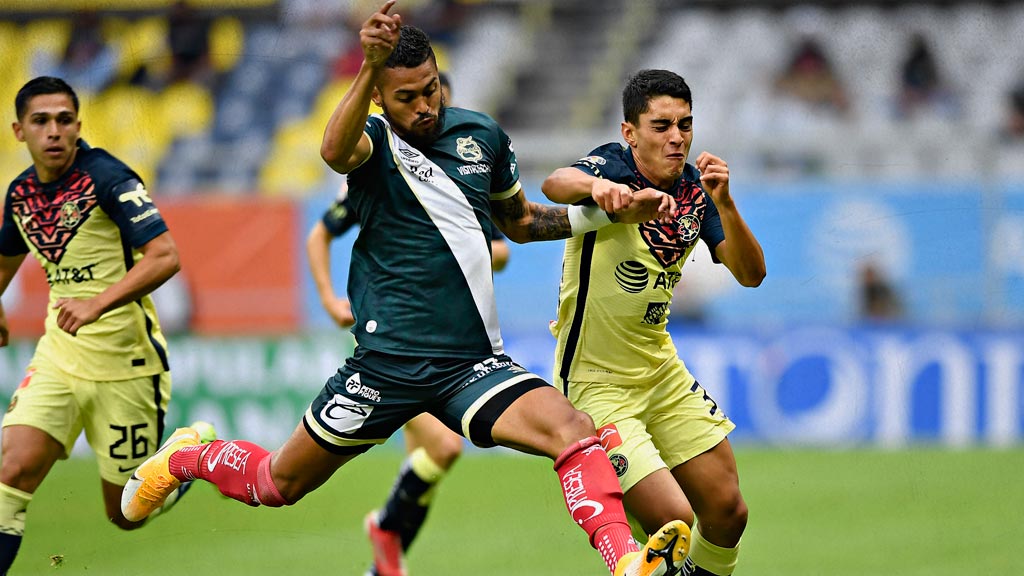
[16,76,79,120]
[385,25,436,70]
[622,69,692,125]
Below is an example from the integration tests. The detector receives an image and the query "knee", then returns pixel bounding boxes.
[0,458,46,489]
[707,491,748,535]
[554,409,597,449]
[432,435,463,469]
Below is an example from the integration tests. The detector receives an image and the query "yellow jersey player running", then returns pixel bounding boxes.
[0,76,211,575]
[544,69,766,576]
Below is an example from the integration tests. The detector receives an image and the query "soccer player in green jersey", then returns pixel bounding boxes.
[543,69,767,576]
[306,178,508,576]
[0,76,205,574]
[123,3,692,575]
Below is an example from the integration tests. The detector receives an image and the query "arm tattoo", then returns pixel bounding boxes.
[525,203,572,241]
[492,192,572,242]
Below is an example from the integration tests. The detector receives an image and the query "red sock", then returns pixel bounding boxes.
[168,440,289,507]
[554,437,638,573]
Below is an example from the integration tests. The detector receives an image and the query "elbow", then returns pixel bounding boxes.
[503,229,531,245]
[320,144,348,174]
[540,175,559,202]
[165,250,182,279]
[540,171,572,203]
[740,266,766,288]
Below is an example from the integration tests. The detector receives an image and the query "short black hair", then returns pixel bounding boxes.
[622,69,692,125]
[385,25,436,70]
[15,76,79,121]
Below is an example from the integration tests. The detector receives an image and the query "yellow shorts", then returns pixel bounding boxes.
[567,359,734,493]
[3,365,171,484]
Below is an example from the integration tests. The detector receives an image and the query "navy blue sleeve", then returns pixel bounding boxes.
[699,188,725,263]
[0,188,28,256]
[97,177,169,248]
[570,143,634,184]
[322,195,359,238]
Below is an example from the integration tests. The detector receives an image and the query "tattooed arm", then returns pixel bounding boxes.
[491,191,572,243]
[491,189,675,244]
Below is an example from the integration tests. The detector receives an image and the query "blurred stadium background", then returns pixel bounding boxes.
[1,0,1023,574]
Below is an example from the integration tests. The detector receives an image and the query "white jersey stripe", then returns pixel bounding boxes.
[383,120,504,354]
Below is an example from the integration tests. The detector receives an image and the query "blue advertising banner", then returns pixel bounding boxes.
[503,325,1024,448]
[1,327,1021,449]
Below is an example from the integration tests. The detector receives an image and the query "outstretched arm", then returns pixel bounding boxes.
[306,221,355,328]
[697,152,765,287]
[53,231,180,336]
[320,0,402,174]
[491,188,674,244]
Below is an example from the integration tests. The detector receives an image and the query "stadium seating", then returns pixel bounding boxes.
[1,1,1023,194]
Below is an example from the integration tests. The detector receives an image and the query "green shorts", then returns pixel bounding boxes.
[567,358,734,492]
[3,365,171,484]
[303,347,549,455]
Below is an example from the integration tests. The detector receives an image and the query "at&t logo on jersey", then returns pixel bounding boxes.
[344,373,381,402]
[614,260,649,293]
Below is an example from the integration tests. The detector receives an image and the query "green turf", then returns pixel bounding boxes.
[10,447,1024,575]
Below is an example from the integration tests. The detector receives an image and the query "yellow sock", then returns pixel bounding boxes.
[689,524,740,576]
[407,448,445,505]
[0,483,31,536]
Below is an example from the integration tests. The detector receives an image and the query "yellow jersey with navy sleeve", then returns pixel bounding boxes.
[550,143,725,387]
[0,140,170,380]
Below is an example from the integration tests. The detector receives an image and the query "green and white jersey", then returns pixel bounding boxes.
[344,107,521,358]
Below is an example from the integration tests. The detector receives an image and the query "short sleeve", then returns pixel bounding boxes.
[98,177,169,248]
[489,125,521,200]
[0,189,28,256]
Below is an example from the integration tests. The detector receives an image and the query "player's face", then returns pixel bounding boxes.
[12,93,81,182]
[622,95,693,189]
[375,61,444,146]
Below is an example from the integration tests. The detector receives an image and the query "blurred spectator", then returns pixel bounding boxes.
[167,0,213,85]
[1001,82,1024,142]
[50,11,117,94]
[895,33,959,120]
[774,36,849,117]
[858,261,903,322]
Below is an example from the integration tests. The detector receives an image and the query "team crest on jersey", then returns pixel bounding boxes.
[609,453,629,477]
[60,201,82,228]
[677,213,700,242]
[638,180,707,267]
[10,170,98,264]
[456,136,482,161]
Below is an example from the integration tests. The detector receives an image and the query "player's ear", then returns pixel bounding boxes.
[12,122,24,142]
[371,87,382,108]
[621,121,637,148]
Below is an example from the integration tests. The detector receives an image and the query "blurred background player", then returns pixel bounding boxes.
[544,69,766,576]
[306,69,510,571]
[0,76,210,575]
[123,4,688,575]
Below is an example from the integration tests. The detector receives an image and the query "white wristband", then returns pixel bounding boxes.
[567,204,613,236]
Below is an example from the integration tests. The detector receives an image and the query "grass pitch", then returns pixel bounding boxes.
[11,447,1023,575]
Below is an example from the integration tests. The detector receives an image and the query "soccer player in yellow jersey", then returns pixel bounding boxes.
[0,77,197,574]
[543,69,766,576]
